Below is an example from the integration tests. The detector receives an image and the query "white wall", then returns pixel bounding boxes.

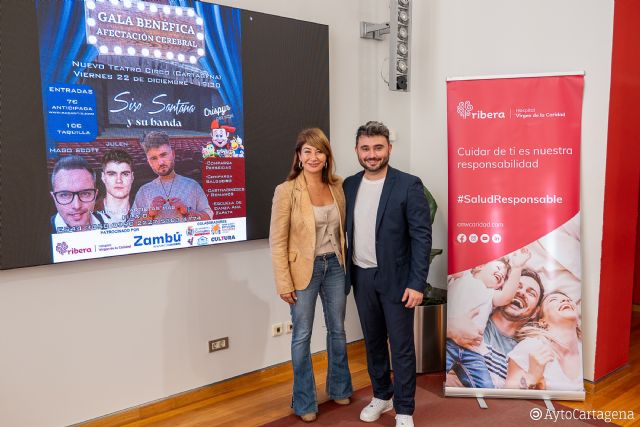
[407,0,614,381]
[0,1,614,426]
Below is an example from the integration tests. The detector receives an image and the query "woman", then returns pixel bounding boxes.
[269,128,353,422]
[504,291,583,391]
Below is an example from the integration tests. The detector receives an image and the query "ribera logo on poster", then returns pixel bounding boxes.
[55,241,93,255]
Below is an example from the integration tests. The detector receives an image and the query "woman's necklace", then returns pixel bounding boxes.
[159,177,175,202]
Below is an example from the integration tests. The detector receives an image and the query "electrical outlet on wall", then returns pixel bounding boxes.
[272,323,284,336]
[285,320,293,334]
[209,337,229,353]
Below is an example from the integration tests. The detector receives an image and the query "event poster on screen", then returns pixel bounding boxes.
[36,0,246,263]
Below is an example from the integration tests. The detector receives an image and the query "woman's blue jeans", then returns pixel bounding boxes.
[290,253,353,415]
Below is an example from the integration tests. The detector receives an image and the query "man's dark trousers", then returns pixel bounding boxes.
[352,265,416,415]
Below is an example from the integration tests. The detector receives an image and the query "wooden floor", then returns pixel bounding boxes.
[559,309,640,427]
[82,310,640,427]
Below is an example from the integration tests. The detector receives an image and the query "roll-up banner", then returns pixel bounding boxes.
[445,73,585,400]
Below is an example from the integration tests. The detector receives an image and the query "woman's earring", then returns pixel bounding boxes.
[540,320,548,330]
[298,161,303,169]
[324,162,328,169]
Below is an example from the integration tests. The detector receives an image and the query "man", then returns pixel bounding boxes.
[344,121,432,427]
[447,269,544,388]
[95,149,134,225]
[133,131,212,223]
[50,155,104,232]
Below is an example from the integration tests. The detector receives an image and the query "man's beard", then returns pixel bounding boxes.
[359,155,389,173]
[499,304,535,323]
[156,164,174,177]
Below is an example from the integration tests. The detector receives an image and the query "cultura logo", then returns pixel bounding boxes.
[457,100,506,120]
[457,101,473,119]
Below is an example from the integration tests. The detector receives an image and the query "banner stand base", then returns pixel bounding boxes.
[445,386,585,401]
[476,397,488,409]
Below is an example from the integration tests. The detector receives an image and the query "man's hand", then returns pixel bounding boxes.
[168,197,189,215]
[280,291,297,305]
[402,288,423,308]
[148,196,166,218]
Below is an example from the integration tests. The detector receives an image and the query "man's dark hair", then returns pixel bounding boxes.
[141,131,172,153]
[51,155,96,189]
[101,149,133,169]
[521,268,544,307]
[355,120,390,145]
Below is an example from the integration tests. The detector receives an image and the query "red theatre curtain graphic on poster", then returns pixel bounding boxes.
[445,74,585,396]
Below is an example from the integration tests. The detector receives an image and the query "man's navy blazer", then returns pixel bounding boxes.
[343,166,432,301]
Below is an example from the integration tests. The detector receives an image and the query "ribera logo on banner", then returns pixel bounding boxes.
[446,74,585,400]
[456,100,506,119]
[457,101,473,118]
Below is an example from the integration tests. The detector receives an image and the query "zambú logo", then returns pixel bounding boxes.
[133,232,182,247]
[457,101,473,119]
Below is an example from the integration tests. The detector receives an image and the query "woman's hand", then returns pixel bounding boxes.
[280,291,298,305]
[526,342,555,386]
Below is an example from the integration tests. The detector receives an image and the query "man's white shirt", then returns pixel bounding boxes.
[352,176,385,268]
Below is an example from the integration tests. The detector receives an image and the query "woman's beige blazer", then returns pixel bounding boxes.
[269,173,346,295]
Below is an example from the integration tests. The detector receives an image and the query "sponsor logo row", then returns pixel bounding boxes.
[56,221,239,255]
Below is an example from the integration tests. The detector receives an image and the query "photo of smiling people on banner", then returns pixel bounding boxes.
[446,213,582,391]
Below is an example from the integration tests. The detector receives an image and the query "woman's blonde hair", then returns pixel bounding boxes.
[516,291,582,345]
[287,128,338,184]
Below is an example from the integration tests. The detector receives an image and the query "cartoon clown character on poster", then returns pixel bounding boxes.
[203,120,245,159]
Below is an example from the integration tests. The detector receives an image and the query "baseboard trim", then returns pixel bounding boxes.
[75,340,365,427]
